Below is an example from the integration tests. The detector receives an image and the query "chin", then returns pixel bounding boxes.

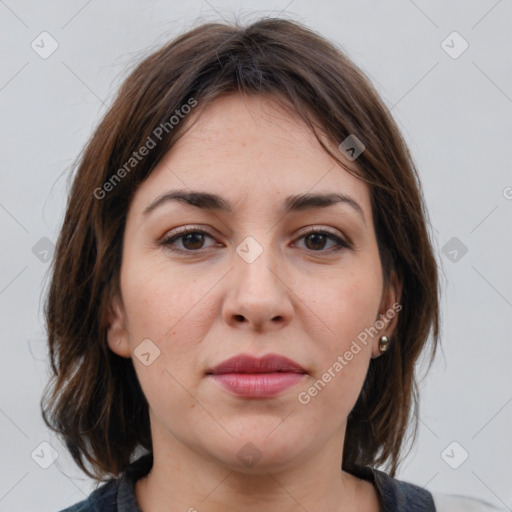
[204,427,309,474]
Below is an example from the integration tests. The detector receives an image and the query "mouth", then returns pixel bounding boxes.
[206,353,307,398]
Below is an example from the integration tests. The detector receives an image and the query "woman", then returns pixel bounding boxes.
[41,16,500,512]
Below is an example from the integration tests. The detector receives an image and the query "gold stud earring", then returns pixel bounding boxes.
[379,336,390,353]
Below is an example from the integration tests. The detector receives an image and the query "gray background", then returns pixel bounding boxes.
[1,1,511,511]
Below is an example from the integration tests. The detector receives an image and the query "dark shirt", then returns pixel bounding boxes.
[59,453,436,511]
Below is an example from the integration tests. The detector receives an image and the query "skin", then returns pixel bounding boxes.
[107,93,401,512]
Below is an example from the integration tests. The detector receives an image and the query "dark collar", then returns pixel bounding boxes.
[347,464,435,511]
[116,453,435,512]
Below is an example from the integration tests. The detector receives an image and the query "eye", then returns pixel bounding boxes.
[294,229,351,253]
[158,227,351,254]
[159,228,217,252]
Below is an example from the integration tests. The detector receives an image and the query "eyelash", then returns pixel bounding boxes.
[158,226,351,254]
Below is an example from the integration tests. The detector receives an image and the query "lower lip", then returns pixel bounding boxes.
[209,372,305,398]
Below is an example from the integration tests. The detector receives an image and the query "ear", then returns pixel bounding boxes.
[371,269,402,359]
[106,293,131,358]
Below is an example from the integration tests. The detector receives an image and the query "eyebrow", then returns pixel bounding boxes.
[142,189,366,224]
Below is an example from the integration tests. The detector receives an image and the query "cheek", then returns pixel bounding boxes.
[296,263,381,409]
[298,292,376,424]
[121,253,213,339]
[120,259,221,396]
[338,278,381,341]
[120,266,214,421]
[306,264,383,351]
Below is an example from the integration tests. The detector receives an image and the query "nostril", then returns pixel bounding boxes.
[234,314,245,322]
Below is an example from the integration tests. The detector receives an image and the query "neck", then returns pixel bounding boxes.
[135,422,376,512]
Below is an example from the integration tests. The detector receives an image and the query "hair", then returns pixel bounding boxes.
[41,16,440,481]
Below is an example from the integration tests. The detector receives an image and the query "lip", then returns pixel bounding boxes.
[208,353,306,375]
[206,353,307,398]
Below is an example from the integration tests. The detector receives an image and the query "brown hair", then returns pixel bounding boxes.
[41,16,440,481]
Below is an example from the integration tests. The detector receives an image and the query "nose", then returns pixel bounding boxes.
[222,243,294,332]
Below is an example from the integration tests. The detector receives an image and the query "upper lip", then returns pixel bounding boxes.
[207,353,306,375]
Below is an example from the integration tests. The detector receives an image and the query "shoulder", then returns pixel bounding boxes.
[58,479,119,512]
[369,468,507,512]
[57,453,153,512]
[348,465,436,511]
[374,470,436,511]
[432,492,508,511]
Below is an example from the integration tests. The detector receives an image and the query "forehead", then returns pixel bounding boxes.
[128,93,372,218]
[169,94,337,170]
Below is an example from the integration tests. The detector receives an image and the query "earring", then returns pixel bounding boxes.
[379,336,390,353]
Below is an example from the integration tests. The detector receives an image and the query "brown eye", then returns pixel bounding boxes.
[160,229,217,252]
[180,232,206,250]
[304,232,328,251]
[295,229,350,253]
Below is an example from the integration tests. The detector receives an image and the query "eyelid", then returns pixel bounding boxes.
[160,224,213,239]
[294,225,345,239]
[158,225,219,249]
[160,224,349,240]
[293,227,352,250]
[158,225,353,256]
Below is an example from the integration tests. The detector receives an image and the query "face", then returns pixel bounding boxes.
[108,93,399,473]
